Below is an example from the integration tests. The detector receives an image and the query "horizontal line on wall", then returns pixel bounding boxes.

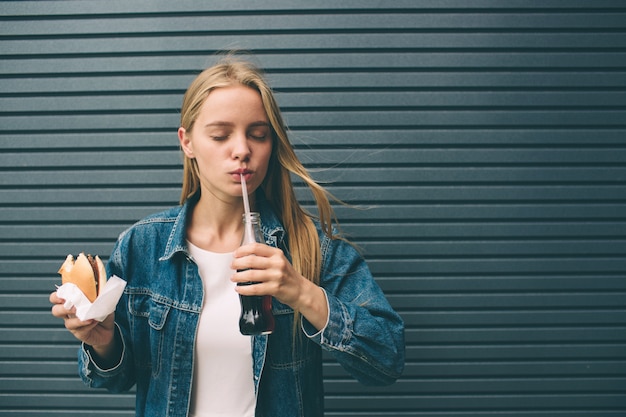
[4,48,626,61]
[278,86,626,94]
[2,220,623,232]
[397,357,626,365]
[6,236,626,246]
[3,126,626,135]
[2,236,624,244]
[4,7,626,20]
[4,143,626,152]
[404,318,626,328]
[2,198,626,206]
[4,67,626,81]
[377,271,626,280]
[302,199,626,206]
[2,217,625,226]
[2,156,625,166]
[366,252,626,259]
[3,129,624,145]
[7,106,626,116]
[293,125,626,131]
[354,235,626,243]
[3,86,626,97]
[403,342,626,350]
[4,182,626,191]
[4,27,626,41]
[27,271,621,281]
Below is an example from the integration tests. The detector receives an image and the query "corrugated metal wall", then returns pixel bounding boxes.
[1,1,626,415]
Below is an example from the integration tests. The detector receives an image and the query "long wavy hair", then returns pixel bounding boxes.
[179,56,338,286]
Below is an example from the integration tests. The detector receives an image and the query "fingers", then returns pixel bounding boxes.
[65,317,97,333]
[232,268,271,286]
[50,290,111,346]
[232,244,283,271]
[234,242,275,258]
[50,296,71,318]
[231,244,304,305]
[50,291,80,322]
[49,291,63,305]
[51,301,93,334]
[231,256,286,288]
[232,255,270,274]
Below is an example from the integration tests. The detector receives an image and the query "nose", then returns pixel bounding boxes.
[231,132,251,161]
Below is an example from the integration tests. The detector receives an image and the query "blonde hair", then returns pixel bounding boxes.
[179,56,337,286]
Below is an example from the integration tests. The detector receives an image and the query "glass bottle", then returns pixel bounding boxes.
[238,212,275,335]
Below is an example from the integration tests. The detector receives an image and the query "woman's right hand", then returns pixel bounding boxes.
[49,291,117,359]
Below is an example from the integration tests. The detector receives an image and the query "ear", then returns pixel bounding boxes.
[178,127,194,158]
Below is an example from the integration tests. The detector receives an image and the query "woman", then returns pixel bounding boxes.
[50,56,405,417]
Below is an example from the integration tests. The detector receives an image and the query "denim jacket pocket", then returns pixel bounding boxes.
[128,290,172,378]
[266,301,314,370]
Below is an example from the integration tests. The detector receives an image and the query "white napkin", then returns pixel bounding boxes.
[56,275,126,322]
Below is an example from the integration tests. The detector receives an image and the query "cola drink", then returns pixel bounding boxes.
[238,212,275,335]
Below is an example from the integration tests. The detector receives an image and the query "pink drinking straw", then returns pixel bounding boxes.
[240,174,255,241]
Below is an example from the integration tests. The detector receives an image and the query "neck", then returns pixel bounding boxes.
[186,191,255,252]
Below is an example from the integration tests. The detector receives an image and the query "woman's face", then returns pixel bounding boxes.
[179,84,273,204]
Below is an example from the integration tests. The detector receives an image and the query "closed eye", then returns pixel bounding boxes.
[248,121,270,141]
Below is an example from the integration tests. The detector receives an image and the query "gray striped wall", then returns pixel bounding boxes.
[1,1,625,416]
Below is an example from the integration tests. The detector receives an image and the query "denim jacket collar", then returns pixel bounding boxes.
[159,190,286,262]
[256,193,287,249]
[160,193,197,262]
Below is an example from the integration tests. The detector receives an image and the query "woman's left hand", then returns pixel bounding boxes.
[231,242,329,331]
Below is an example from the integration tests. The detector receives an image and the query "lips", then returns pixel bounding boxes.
[230,169,253,182]
[231,168,251,175]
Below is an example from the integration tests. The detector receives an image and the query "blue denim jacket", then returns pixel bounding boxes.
[77,193,405,417]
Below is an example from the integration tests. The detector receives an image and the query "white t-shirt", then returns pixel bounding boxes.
[187,241,256,417]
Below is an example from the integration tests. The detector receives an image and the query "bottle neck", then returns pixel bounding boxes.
[241,212,263,245]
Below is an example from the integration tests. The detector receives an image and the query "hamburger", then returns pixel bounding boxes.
[58,253,107,302]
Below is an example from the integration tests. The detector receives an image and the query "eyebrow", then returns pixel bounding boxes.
[250,121,271,128]
[204,121,234,128]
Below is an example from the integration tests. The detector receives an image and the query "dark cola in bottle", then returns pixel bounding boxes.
[238,212,275,335]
